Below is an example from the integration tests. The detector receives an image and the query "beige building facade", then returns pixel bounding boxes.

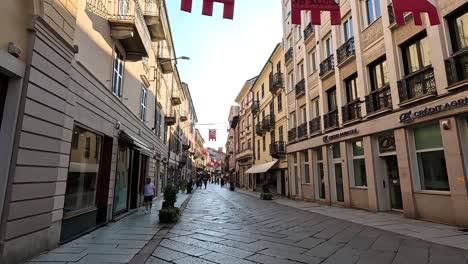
[0,0,197,262]
[282,0,468,226]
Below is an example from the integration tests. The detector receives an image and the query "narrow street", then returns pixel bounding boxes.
[30,185,468,264]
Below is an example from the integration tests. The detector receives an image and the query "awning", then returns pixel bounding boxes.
[120,131,153,156]
[245,160,278,174]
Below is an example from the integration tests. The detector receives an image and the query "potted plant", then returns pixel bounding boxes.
[180,180,187,193]
[159,185,180,223]
[260,183,273,200]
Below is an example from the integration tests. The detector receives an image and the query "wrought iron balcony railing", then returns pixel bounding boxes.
[303,23,315,41]
[342,100,362,123]
[251,100,260,115]
[270,141,286,158]
[397,66,436,103]
[285,47,294,64]
[365,85,392,114]
[445,48,468,86]
[324,110,339,129]
[262,115,275,131]
[288,128,297,142]
[337,37,355,65]
[320,55,334,77]
[295,79,306,98]
[270,72,284,94]
[297,123,308,139]
[255,122,263,136]
[309,116,321,135]
[165,116,176,126]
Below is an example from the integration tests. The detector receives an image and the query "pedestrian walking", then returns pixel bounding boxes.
[203,177,208,189]
[143,178,155,214]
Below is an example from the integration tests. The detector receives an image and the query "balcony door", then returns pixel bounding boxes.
[327,88,337,112]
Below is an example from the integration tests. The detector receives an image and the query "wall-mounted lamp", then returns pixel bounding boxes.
[150,56,190,82]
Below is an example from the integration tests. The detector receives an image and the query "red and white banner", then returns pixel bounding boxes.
[218,147,223,154]
[181,0,235,19]
[208,129,217,141]
[291,0,341,25]
[391,0,440,26]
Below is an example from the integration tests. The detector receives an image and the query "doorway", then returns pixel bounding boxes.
[329,144,344,203]
[384,156,403,210]
[281,170,286,195]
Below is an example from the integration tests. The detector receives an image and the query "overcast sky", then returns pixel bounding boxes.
[166,0,283,150]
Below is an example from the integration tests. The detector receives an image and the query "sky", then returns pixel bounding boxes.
[166,0,283,151]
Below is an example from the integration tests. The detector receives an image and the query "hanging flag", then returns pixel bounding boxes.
[218,147,223,154]
[208,129,217,141]
[181,0,235,19]
[291,0,341,26]
[391,0,440,26]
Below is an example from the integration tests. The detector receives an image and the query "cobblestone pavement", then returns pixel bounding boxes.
[147,185,468,264]
[27,192,189,263]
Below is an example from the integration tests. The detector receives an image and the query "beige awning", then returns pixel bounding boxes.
[245,160,278,174]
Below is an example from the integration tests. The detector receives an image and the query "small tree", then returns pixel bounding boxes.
[162,185,177,208]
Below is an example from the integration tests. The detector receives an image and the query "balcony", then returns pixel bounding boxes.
[179,154,188,165]
[165,116,176,126]
[397,66,436,104]
[262,115,275,132]
[171,95,181,105]
[140,0,165,40]
[324,110,339,130]
[255,122,263,136]
[445,48,468,86]
[270,141,286,158]
[365,85,392,114]
[235,148,253,161]
[337,37,355,65]
[270,72,284,94]
[303,23,315,41]
[158,46,174,74]
[297,123,308,139]
[320,55,334,77]
[342,100,362,123]
[309,116,321,135]
[182,142,190,151]
[180,115,188,122]
[86,0,151,61]
[295,79,306,98]
[285,47,294,64]
[251,100,260,115]
[288,128,297,142]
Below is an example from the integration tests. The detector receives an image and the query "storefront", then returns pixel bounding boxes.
[113,132,151,217]
[287,92,468,227]
[61,126,112,242]
[246,160,278,192]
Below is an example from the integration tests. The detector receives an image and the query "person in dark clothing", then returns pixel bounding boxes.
[203,177,208,189]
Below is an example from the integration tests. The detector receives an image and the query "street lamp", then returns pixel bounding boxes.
[151,56,190,81]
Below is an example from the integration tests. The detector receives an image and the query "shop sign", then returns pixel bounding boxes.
[399,97,468,123]
[323,128,359,143]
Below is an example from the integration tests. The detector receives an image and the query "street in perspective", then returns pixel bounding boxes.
[0,0,468,263]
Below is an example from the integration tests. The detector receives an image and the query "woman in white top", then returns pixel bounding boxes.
[144,178,155,214]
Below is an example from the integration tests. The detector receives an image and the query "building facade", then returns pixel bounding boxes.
[0,0,198,262]
[247,43,289,194]
[235,78,257,189]
[281,0,468,226]
[226,105,240,184]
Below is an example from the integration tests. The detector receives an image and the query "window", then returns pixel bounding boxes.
[299,62,305,80]
[311,98,319,118]
[301,106,307,124]
[64,127,103,216]
[325,36,333,57]
[413,123,449,191]
[315,148,325,199]
[344,75,358,102]
[308,50,317,73]
[112,50,124,97]
[296,24,302,40]
[448,7,468,52]
[289,72,294,92]
[279,126,284,142]
[291,112,297,128]
[332,143,341,159]
[303,151,310,184]
[327,88,337,112]
[140,86,148,121]
[247,139,251,149]
[369,58,389,91]
[344,16,354,41]
[277,62,282,73]
[261,84,265,98]
[257,140,261,160]
[363,0,381,26]
[402,34,431,74]
[256,91,260,101]
[263,136,266,151]
[350,140,367,187]
[288,37,293,49]
[278,93,283,112]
